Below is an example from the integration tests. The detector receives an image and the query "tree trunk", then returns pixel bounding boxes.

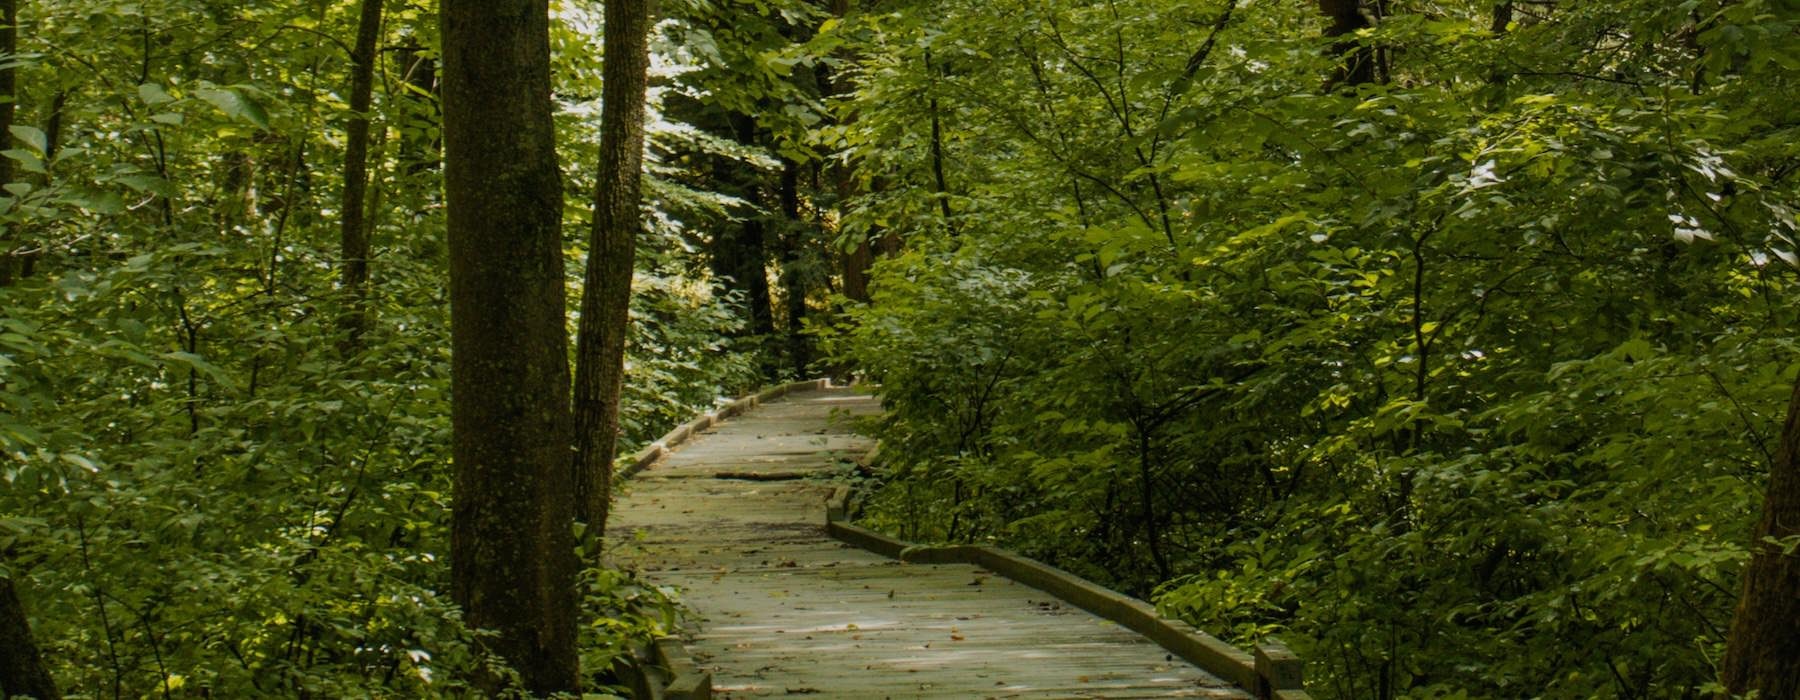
[1317,0,1376,88]
[572,0,652,531]
[923,49,955,232]
[0,0,18,286]
[394,38,441,175]
[39,90,66,179]
[814,0,874,306]
[841,234,872,303]
[1721,372,1800,699]
[438,0,579,693]
[778,159,811,376]
[734,217,776,338]
[0,573,59,700]
[712,114,775,341]
[339,0,384,343]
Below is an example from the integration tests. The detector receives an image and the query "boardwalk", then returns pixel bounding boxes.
[608,387,1249,699]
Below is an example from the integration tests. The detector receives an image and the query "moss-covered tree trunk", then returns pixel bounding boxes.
[1721,373,1800,699]
[439,0,579,692]
[572,0,652,531]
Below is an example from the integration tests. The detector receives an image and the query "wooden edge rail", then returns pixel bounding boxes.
[823,445,1311,700]
[653,636,713,700]
[613,379,829,699]
[619,635,713,700]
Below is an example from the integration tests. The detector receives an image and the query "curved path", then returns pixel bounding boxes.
[608,386,1248,699]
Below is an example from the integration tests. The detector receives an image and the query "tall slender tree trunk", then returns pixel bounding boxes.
[816,0,875,305]
[572,0,652,532]
[923,49,955,233]
[740,218,775,339]
[715,113,776,341]
[394,38,441,176]
[1721,372,1800,699]
[439,0,579,693]
[339,0,383,343]
[0,0,19,286]
[778,159,810,376]
[734,113,770,340]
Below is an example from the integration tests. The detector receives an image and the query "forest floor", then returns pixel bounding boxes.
[606,386,1248,699]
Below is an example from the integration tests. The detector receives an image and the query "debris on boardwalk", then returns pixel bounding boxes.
[608,387,1249,699]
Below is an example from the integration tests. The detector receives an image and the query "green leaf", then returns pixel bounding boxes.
[138,82,176,106]
[8,125,46,154]
[59,453,100,473]
[163,350,237,389]
[2,149,45,174]
[196,87,270,129]
[60,189,127,215]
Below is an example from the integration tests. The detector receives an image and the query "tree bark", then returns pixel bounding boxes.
[778,159,810,376]
[1721,372,1800,699]
[0,573,59,700]
[813,0,875,306]
[733,217,776,339]
[339,0,384,343]
[841,234,872,303]
[1317,0,1376,88]
[923,49,955,232]
[5,20,63,642]
[394,38,441,175]
[572,0,652,531]
[0,0,19,286]
[439,0,579,693]
[712,114,775,340]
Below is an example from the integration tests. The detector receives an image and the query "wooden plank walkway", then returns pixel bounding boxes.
[608,387,1249,699]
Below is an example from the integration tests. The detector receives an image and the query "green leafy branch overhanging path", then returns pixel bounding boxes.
[608,386,1248,698]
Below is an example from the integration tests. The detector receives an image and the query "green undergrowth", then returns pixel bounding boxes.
[817,0,1800,697]
[1,244,743,695]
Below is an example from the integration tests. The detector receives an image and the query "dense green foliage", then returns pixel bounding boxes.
[0,0,801,694]
[4,0,1796,695]
[824,0,1800,697]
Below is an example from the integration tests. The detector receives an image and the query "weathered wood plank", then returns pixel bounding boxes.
[609,387,1249,698]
